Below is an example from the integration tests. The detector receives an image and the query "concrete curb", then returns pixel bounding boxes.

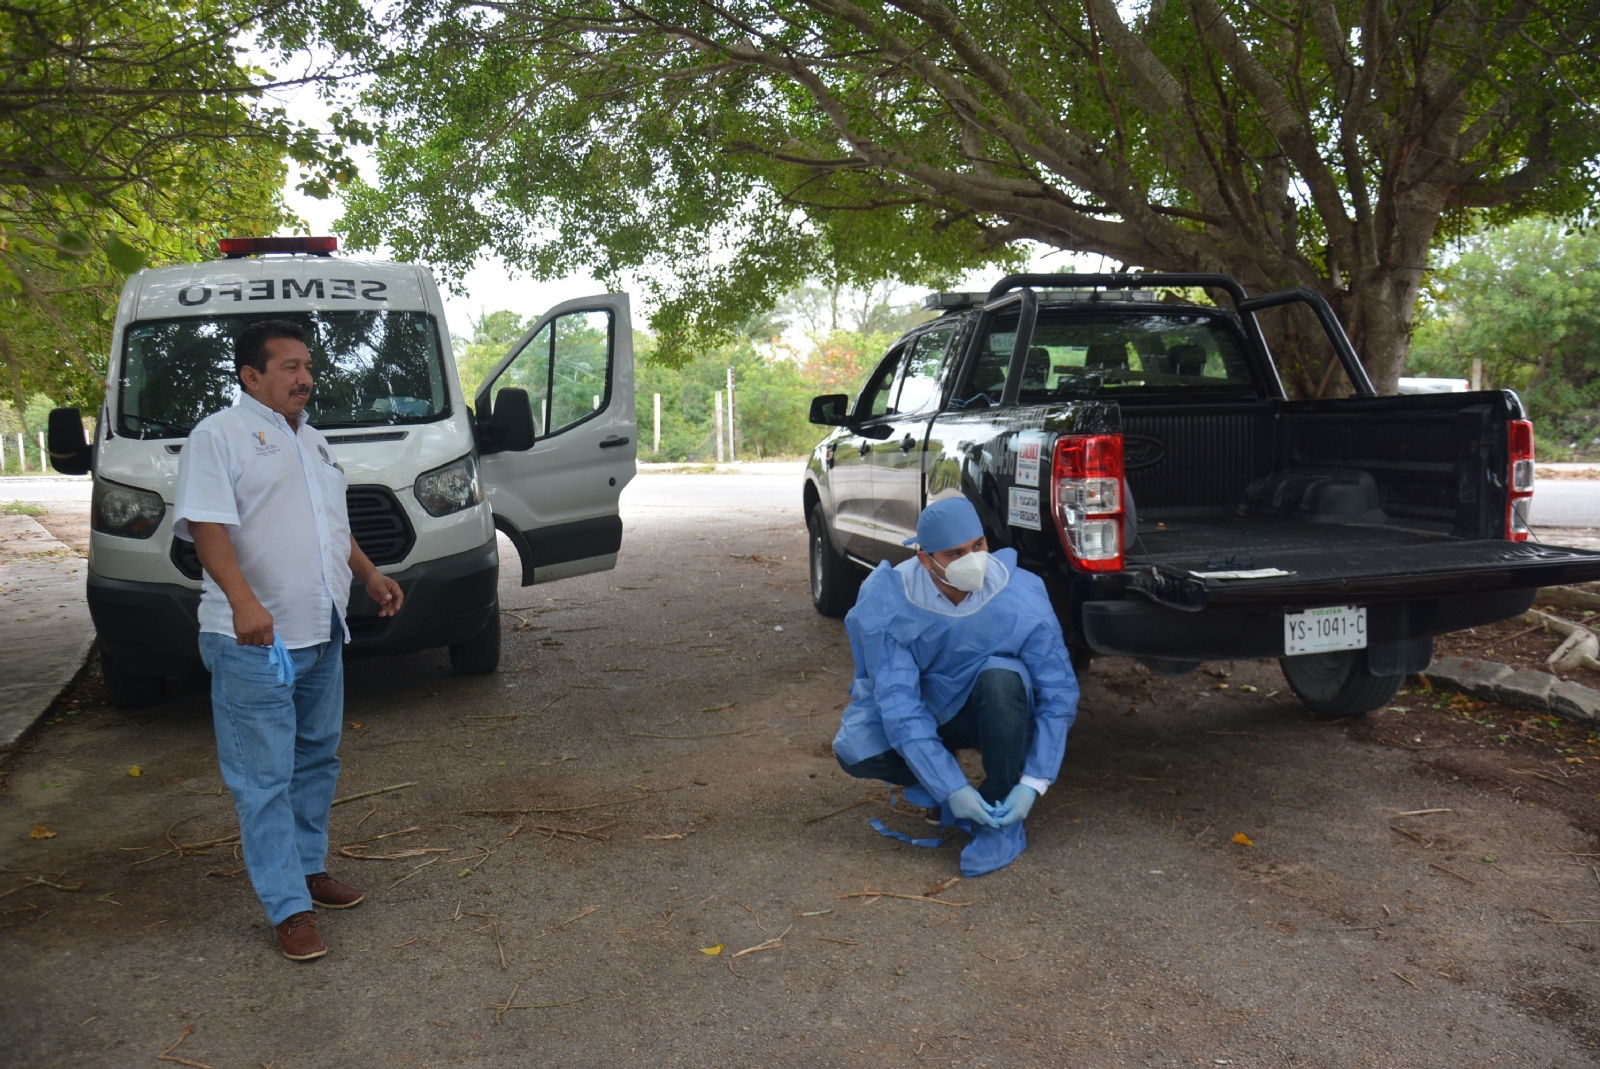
[0,516,95,760]
[1417,656,1600,726]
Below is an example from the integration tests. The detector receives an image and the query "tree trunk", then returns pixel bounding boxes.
[1343,271,1421,397]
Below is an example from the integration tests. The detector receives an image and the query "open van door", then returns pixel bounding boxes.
[475,294,637,585]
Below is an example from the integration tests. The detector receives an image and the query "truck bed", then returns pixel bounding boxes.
[1126,513,1599,606]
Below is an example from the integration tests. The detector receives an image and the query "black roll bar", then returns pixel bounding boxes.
[1235,288,1375,396]
[987,272,1249,305]
[984,289,1039,408]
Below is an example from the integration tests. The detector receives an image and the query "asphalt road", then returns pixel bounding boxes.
[3,468,1596,522]
[3,471,1600,1067]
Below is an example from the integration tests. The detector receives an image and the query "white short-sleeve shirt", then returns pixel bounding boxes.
[173,392,353,648]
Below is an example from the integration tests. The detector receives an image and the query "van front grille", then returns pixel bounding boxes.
[169,485,415,575]
[347,485,415,566]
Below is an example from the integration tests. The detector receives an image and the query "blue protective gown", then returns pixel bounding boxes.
[833,547,1080,813]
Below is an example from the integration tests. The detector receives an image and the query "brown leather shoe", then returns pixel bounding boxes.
[275,911,327,961]
[307,872,364,909]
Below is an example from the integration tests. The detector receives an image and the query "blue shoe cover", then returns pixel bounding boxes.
[900,785,937,810]
[958,821,1027,877]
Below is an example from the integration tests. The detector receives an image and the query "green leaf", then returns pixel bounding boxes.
[103,237,148,276]
[53,231,91,259]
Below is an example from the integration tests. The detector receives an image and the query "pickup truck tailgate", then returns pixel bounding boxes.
[1128,517,1600,605]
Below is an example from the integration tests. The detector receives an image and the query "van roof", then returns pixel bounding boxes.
[131,256,435,320]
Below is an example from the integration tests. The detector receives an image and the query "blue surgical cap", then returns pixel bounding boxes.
[904,496,984,552]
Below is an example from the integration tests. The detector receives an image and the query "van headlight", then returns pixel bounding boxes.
[414,454,483,517]
[92,478,166,539]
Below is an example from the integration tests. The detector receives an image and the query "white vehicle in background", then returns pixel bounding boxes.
[48,235,637,708]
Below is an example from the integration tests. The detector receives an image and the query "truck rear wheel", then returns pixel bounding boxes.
[1279,649,1403,718]
[98,642,167,710]
[449,608,501,674]
[809,504,861,618]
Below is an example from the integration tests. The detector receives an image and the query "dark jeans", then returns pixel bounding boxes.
[838,668,1031,804]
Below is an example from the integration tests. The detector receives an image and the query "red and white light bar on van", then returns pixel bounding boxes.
[1507,419,1535,541]
[1051,433,1125,572]
[219,236,338,258]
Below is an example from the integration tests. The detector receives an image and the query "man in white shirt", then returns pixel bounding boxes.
[174,319,403,961]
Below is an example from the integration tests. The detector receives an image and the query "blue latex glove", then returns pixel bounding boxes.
[994,784,1038,827]
[266,634,296,689]
[946,785,1003,829]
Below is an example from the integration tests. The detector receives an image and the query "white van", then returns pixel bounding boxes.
[47,236,637,708]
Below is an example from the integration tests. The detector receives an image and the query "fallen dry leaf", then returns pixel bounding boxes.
[29,824,57,840]
[699,944,724,956]
[128,766,142,777]
[1232,832,1255,846]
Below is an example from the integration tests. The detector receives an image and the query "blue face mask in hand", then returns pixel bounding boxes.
[266,634,297,689]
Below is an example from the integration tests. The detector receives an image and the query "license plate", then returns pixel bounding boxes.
[1284,605,1367,656]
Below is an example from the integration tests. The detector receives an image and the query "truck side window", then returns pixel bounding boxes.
[857,347,904,419]
[896,329,954,414]
[488,309,614,439]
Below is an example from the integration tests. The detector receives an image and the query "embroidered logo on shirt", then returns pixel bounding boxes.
[250,429,280,456]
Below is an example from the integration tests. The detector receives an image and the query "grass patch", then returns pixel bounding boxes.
[1,502,47,516]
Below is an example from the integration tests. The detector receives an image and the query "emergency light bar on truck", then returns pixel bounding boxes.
[219,236,338,258]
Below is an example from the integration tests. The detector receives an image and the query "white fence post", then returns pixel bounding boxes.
[16,433,24,473]
[652,393,661,454]
[725,368,736,461]
[713,391,724,463]
[38,431,46,473]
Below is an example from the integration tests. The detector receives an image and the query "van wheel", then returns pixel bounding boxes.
[809,504,861,618]
[1279,649,1402,718]
[99,643,167,710]
[450,609,501,674]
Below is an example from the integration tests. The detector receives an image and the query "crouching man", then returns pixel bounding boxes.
[174,319,404,960]
[832,497,1079,876]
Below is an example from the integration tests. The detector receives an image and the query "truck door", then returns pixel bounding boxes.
[475,294,636,585]
[869,326,957,560]
[832,345,904,556]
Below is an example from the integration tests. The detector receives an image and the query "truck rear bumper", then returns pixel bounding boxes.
[87,538,500,676]
[1081,586,1536,661]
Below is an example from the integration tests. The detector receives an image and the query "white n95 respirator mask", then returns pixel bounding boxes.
[936,550,991,592]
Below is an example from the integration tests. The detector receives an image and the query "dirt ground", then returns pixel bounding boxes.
[4,476,1600,1068]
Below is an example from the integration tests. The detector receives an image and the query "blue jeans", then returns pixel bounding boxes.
[838,668,1032,805]
[199,613,344,925]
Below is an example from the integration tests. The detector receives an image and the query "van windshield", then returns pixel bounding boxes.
[117,311,450,438]
[960,312,1258,405]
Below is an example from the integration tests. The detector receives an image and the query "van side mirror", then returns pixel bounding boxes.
[47,407,93,475]
[480,387,536,454]
[808,394,852,426]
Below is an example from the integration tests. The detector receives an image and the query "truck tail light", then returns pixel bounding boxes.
[1052,433,1125,572]
[1507,418,1534,541]
[219,236,337,258]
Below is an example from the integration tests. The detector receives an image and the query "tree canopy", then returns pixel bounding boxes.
[0,0,360,420]
[1409,219,1600,458]
[320,0,1600,386]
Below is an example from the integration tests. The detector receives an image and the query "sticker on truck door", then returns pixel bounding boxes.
[1014,430,1046,487]
[1008,487,1042,530]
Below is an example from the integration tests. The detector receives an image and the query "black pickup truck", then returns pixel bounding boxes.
[802,273,1600,717]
